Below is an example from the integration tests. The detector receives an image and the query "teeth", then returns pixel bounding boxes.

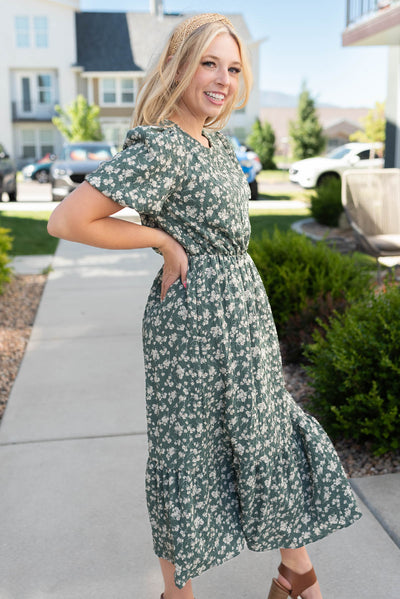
[205,92,224,100]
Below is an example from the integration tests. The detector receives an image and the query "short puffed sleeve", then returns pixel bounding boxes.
[85,126,182,216]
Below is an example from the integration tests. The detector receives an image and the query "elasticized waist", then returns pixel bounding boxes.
[188,249,248,260]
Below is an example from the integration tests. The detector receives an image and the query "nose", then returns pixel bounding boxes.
[216,67,230,86]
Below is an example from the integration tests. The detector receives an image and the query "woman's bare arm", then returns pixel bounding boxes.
[47,181,188,300]
[48,181,169,250]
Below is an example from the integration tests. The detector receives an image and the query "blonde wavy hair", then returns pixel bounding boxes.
[132,14,253,130]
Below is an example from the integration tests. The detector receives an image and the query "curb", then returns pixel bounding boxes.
[9,254,54,275]
[290,217,324,241]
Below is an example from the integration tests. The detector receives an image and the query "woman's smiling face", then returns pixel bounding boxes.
[177,32,242,126]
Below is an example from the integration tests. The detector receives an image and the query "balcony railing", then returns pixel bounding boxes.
[11,101,58,122]
[346,0,397,26]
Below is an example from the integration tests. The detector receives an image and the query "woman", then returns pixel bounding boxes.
[48,13,361,599]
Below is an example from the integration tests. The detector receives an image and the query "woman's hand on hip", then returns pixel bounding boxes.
[157,231,188,301]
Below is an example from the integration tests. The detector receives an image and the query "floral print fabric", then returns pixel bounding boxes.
[85,122,362,589]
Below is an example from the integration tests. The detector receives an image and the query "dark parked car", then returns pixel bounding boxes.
[22,153,56,183]
[50,141,117,201]
[0,144,17,202]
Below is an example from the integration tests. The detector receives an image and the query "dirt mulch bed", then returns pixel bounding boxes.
[0,274,47,421]
[283,362,400,479]
[1,271,399,479]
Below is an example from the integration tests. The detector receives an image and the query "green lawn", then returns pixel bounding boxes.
[1,208,372,271]
[249,209,309,240]
[258,191,312,203]
[257,169,290,183]
[0,211,58,256]
[1,208,310,257]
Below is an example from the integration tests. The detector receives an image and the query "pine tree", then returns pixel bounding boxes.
[52,95,103,142]
[246,118,276,170]
[289,82,326,160]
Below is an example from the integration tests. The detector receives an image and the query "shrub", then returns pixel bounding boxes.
[305,284,400,455]
[310,177,343,227]
[248,229,371,361]
[0,227,13,294]
[281,292,348,364]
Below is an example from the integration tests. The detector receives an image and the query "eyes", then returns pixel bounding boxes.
[201,60,241,74]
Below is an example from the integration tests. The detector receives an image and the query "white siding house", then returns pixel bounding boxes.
[1,0,78,165]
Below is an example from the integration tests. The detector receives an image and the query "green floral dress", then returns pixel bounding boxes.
[85,122,362,589]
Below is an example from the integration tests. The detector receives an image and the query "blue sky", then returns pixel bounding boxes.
[81,0,388,108]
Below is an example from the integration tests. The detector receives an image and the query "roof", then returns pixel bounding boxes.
[75,12,141,72]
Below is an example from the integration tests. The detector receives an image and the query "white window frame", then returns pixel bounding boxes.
[16,71,55,117]
[101,78,117,104]
[37,74,53,104]
[19,127,55,160]
[20,129,36,159]
[15,16,48,49]
[120,79,135,104]
[100,77,136,106]
[34,16,48,48]
[15,16,30,48]
[101,119,131,148]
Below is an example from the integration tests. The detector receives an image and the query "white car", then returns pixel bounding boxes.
[289,142,384,189]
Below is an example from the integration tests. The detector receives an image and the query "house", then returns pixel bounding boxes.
[342,0,400,167]
[1,0,262,166]
[259,106,371,156]
[1,0,78,166]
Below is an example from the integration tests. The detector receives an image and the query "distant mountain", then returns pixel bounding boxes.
[261,90,338,108]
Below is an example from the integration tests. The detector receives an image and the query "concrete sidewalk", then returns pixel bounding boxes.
[0,239,399,599]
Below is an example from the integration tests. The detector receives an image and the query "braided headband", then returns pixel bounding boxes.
[169,13,234,55]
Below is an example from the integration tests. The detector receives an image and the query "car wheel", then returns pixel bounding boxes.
[316,172,340,187]
[249,179,258,201]
[35,169,50,184]
[7,190,17,202]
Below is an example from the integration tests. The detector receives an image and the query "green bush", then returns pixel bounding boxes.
[248,229,371,361]
[0,227,13,294]
[310,177,343,227]
[305,285,400,455]
[246,118,276,170]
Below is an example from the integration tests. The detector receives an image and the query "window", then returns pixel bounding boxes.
[17,72,55,117]
[121,79,134,104]
[22,77,32,112]
[21,130,36,159]
[357,149,373,160]
[100,78,135,105]
[20,129,55,160]
[15,16,48,48]
[15,16,30,48]
[327,147,352,160]
[39,130,54,156]
[34,16,48,48]
[102,123,131,148]
[102,79,117,104]
[37,74,52,104]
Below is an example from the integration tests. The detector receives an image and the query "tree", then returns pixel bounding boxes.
[52,95,103,141]
[289,82,326,161]
[349,101,385,154]
[246,118,276,170]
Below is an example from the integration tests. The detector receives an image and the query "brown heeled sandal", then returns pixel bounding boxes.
[267,562,317,599]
